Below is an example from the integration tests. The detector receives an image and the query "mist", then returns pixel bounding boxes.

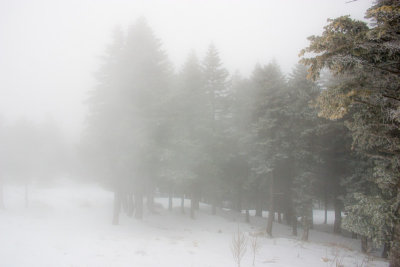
[0,0,397,266]
[0,0,372,137]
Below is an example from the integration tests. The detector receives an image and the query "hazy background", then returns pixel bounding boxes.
[0,0,373,139]
[0,2,395,266]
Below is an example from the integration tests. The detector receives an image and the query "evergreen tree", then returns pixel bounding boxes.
[201,44,229,215]
[286,64,321,239]
[300,1,400,264]
[223,73,253,216]
[248,62,288,236]
[84,19,172,222]
[167,51,207,218]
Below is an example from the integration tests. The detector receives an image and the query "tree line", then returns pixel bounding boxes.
[0,118,72,208]
[82,19,356,242]
[83,1,400,265]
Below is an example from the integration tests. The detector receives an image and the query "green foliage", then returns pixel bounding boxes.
[344,191,395,245]
[82,8,400,260]
[301,0,400,262]
[84,19,172,192]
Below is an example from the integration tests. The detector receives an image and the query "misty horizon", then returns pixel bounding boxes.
[1,1,398,266]
[0,0,373,138]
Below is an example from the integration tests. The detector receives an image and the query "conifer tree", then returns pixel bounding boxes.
[223,73,253,215]
[201,44,229,215]
[170,51,206,218]
[84,19,172,222]
[286,64,321,239]
[300,1,400,264]
[248,62,288,236]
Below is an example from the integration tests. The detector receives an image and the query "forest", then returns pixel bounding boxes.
[0,0,399,267]
[80,0,400,265]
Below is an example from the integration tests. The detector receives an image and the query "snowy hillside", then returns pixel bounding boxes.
[0,181,388,267]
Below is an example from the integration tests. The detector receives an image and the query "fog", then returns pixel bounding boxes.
[0,0,371,137]
[1,1,395,267]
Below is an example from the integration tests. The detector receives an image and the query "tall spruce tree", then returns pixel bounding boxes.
[201,44,229,215]
[249,62,289,236]
[223,73,253,216]
[287,64,321,239]
[170,51,207,218]
[300,1,400,264]
[84,19,172,222]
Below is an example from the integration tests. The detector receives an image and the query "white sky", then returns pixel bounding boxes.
[0,0,374,138]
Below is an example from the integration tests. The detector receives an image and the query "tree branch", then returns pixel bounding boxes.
[382,94,400,102]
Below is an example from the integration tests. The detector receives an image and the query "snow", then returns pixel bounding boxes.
[0,181,388,267]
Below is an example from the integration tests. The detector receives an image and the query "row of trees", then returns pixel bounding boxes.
[83,19,350,235]
[83,1,400,265]
[300,0,400,265]
[0,118,71,208]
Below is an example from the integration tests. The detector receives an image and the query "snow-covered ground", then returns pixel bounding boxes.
[0,181,388,267]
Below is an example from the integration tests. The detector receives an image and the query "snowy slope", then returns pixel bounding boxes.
[0,181,388,267]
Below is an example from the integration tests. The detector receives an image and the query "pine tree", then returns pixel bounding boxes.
[201,44,229,215]
[167,51,207,218]
[84,19,172,222]
[300,1,400,264]
[286,64,321,239]
[248,62,289,236]
[223,73,253,215]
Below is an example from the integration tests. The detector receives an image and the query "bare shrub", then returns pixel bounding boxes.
[354,256,368,267]
[231,226,247,267]
[330,248,345,267]
[250,235,261,266]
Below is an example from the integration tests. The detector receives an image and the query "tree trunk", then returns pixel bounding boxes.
[388,185,400,266]
[389,219,400,266]
[301,216,310,241]
[255,196,262,217]
[324,188,328,224]
[190,195,196,219]
[266,210,274,236]
[302,225,309,241]
[266,176,274,237]
[292,215,298,236]
[351,232,357,239]
[236,192,242,212]
[285,200,293,226]
[382,241,390,259]
[278,212,282,223]
[333,198,342,234]
[112,191,122,225]
[134,191,143,219]
[310,209,314,229]
[181,194,185,214]
[361,236,368,253]
[246,209,250,223]
[301,208,312,241]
